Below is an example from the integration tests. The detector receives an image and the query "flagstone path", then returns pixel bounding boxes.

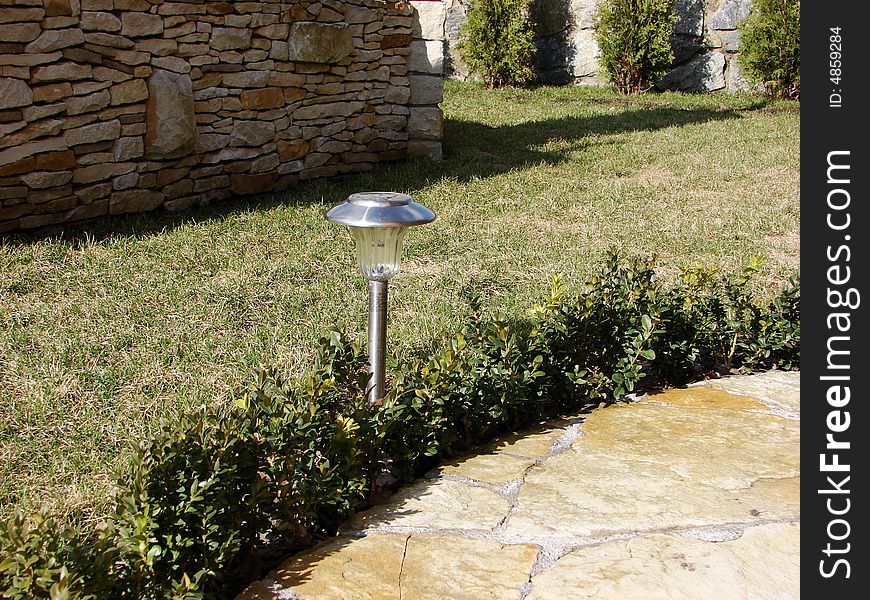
[238,370,800,599]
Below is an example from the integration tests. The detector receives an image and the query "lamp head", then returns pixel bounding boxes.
[325,192,436,281]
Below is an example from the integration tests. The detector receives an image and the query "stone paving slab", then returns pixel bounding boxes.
[238,371,800,600]
[525,522,800,600]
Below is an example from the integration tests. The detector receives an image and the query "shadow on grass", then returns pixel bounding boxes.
[3,104,743,245]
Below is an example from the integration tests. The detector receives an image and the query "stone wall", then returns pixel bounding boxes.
[0,0,444,232]
[407,1,445,159]
[443,0,755,93]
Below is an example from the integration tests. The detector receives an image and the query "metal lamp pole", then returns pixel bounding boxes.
[367,278,388,403]
[325,192,436,405]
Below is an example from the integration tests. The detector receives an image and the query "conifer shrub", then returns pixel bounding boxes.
[738,0,801,99]
[593,0,676,94]
[458,0,537,88]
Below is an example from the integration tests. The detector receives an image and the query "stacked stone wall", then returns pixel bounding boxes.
[0,0,444,232]
[444,0,756,93]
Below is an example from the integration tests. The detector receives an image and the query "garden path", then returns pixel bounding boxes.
[238,370,800,599]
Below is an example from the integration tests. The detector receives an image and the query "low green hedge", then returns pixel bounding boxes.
[1,250,799,599]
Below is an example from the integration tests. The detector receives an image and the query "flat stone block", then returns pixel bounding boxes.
[0,7,45,24]
[345,478,511,533]
[109,189,163,215]
[407,139,443,161]
[701,370,800,415]
[230,172,277,195]
[0,52,62,68]
[20,170,72,189]
[674,0,705,37]
[407,40,444,74]
[223,70,270,88]
[81,11,122,32]
[485,425,569,458]
[408,106,443,140]
[113,135,144,161]
[73,161,133,184]
[44,0,76,18]
[526,522,799,600]
[0,77,32,110]
[83,31,134,49]
[582,402,799,488]
[32,82,73,103]
[709,0,752,31]
[570,28,600,78]
[271,533,407,599]
[269,532,539,600]
[110,78,148,105]
[725,57,760,95]
[411,1,447,40]
[121,12,164,37]
[239,87,284,110]
[0,23,40,43]
[229,120,276,147]
[65,199,109,222]
[32,62,92,83]
[503,399,800,540]
[209,27,252,51]
[657,51,726,93]
[402,534,539,600]
[409,74,443,105]
[436,452,535,485]
[64,89,110,115]
[144,69,196,159]
[64,119,121,146]
[287,22,354,63]
[637,386,767,411]
[24,27,84,53]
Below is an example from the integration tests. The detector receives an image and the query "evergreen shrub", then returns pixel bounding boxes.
[738,0,801,99]
[458,0,537,88]
[593,0,676,94]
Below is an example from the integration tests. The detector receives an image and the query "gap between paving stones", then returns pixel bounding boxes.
[398,534,411,600]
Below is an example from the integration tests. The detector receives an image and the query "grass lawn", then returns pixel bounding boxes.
[0,81,799,524]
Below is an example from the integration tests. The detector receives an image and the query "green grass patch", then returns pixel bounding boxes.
[0,81,799,522]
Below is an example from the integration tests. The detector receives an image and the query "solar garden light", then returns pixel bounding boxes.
[325,192,436,405]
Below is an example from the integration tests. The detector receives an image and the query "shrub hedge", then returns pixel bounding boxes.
[1,251,799,598]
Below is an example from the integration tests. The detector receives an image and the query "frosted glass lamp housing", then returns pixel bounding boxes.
[325,192,436,281]
[351,226,407,280]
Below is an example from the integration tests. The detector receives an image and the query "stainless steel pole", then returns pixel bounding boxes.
[367,279,388,405]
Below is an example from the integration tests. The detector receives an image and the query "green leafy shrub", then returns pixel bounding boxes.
[458,0,536,88]
[737,274,800,370]
[593,0,676,94]
[738,0,801,99]
[653,258,800,379]
[1,252,799,598]
[0,511,118,599]
[112,332,378,599]
[529,254,664,402]
[380,307,548,480]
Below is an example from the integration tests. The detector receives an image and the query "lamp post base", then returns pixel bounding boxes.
[367,279,388,405]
